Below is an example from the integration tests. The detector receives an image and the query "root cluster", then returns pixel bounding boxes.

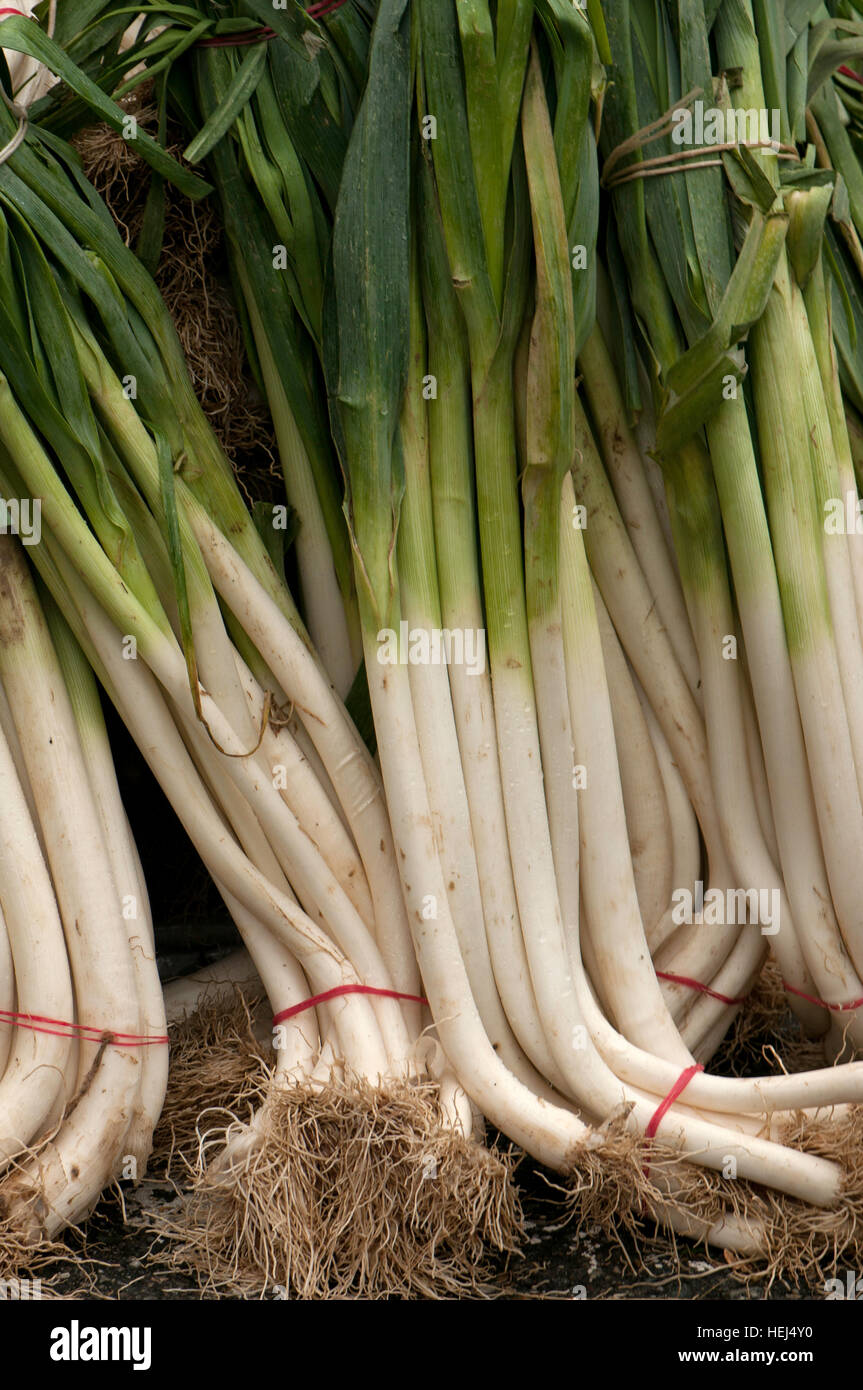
[151,989,268,1176]
[151,1068,522,1300]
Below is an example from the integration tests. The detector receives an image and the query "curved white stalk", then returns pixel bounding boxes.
[667,490,822,1036]
[750,265,863,985]
[679,926,767,1058]
[0,678,40,839]
[175,696,408,1068]
[173,696,411,1065]
[578,326,701,703]
[0,899,12,1079]
[45,556,393,1084]
[48,606,169,1167]
[231,650,374,929]
[402,618,559,1099]
[559,475,691,1063]
[0,537,141,1231]
[594,582,672,938]
[439,613,568,1089]
[638,692,701,957]
[739,655,779,867]
[244,306,358,699]
[183,499,421,1014]
[571,402,733,944]
[0,714,72,1162]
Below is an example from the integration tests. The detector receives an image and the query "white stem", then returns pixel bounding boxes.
[0,537,141,1231]
[186,500,421,1012]
[638,692,701,956]
[401,601,559,1100]
[231,649,374,929]
[429,575,566,1089]
[51,561,392,1082]
[559,478,690,1063]
[0,714,72,1163]
[53,612,169,1166]
[594,581,672,937]
[578,327,701,703]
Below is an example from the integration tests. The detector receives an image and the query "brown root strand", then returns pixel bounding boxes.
[151,988,268,1177]
[713,953,828,1078]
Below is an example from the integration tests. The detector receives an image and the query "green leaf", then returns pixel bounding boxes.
[184,41,269,164]
[156,426,204,721]
[135,73,170,275]
[785,181,833,288]
[327,0,411,626]
[656,209,789,454]
[522,44,575,486]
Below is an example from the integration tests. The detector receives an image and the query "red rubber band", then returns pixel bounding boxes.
[839,65,862,84]
[0,9,32,16]
[782,981,863,1013]
[0,1007,168,1046]
[645,1063,704,1141]
[642,1063,704,1184]
[273,983,427,1027]
[655,970,747,1006]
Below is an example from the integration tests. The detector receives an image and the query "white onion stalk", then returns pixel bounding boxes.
[0,534,141,1236]
[593,582,672,938]
[556,474,689,1063]
[46,599,168,1165]
[661,435,822,1034]
[0,705,72,1162]
[420,183,565,1091]
[637,691,701,957]
[749,264,863,986]
[399,256,558,1100]
[230,651,374,929]
[578,324,700,702]
[236,270,359,697]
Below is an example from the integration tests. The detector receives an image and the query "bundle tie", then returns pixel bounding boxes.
[601,86,798,190]
[643,1063,704,1183]
[273,983,427,1027]
[0,1008,168,1046]
[655,970,747,1006]
[782,981,863,1013]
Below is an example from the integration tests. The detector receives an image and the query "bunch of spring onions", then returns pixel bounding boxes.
[0,532,167,1249]
[0,18,527,1299]
[12,0,863,1290]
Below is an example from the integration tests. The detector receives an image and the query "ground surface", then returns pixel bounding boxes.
[34,1152,815,1302]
